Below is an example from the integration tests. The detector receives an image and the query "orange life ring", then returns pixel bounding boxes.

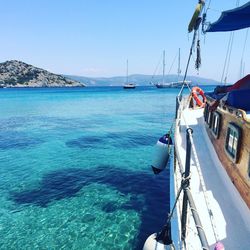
[191,86,206,107]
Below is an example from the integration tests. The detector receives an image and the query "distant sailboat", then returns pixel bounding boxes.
[155,49,191,88]
[123,60,136,89]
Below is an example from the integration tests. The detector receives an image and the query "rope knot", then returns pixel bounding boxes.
[181,173,191,188]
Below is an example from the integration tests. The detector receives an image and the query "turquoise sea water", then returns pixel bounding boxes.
[0,86,213,249]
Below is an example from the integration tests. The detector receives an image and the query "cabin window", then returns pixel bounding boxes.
[212,112,221,138]
[225,123,241,162]
[207,111,213,128]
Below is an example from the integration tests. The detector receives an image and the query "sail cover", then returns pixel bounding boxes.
[206,1,250,32]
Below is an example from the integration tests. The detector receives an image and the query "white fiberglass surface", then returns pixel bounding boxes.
[176,107,250,249]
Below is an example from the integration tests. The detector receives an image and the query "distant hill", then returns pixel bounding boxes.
[65,74,220,87]
[0,60,219,88]
[0,60,85,88]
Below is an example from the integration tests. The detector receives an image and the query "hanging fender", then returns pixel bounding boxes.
[192,86,206,107]
[143,233,174,250]
[151,133,173,175]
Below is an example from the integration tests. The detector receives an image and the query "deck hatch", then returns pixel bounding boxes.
[225,123,241,163]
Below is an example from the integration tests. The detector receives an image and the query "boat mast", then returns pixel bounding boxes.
[126,59,128,84]
[177,48,181,81]
[162,50,165,84]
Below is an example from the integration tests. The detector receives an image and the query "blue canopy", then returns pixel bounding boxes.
[206,1,250,32]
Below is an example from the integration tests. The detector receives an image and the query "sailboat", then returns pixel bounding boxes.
[155,49,191,88]
[144,1,250,250]
[123,60,136,89]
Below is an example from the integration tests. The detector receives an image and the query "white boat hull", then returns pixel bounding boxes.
[172,102,250,249]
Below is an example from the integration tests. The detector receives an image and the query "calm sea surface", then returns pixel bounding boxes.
[0,85,214,249]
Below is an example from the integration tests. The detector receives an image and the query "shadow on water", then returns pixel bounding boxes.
[108,131,157,148]
[66,131,157,149]
[66,136,104,149]
[10,165,169,249]
[0,131,44,150]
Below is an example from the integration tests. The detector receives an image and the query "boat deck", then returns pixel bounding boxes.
[175,107,250,249]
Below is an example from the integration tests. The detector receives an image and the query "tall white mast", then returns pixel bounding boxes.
[126,59,128,84]
[162,50,165,84]
[177,48,181,81]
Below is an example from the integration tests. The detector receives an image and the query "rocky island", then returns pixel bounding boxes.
[0,60,85,88]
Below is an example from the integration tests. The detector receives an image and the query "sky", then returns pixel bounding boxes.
[0,0,249,83]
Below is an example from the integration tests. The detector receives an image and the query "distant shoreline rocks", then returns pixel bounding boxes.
[0,60,86,88]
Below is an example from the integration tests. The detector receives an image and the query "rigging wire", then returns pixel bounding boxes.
[201,0,212,34]
[239,28,249,78]
[150,53,162,84]
[167,51,178,75]
[206,8,222,13]
[224,32,235,84]
[178,28,198,96]
[220,0,240,84]
[150,50,180,85]
[221,32,233,84]
[206,0,212,11]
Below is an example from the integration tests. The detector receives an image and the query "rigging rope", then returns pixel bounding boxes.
[178,29,198,96]
[220,0,240,84]
[225,32,234,84]
[205,0,212,13]
[221,32,234,84]
[179,0,206,96]
[150,53,163,84]
[195,39,201,71]
[239,28,249,78]
[168,51,178,75]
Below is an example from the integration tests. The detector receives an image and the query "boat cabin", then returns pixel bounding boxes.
[204,83,250,208]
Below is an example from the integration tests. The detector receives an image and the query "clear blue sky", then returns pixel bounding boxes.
[0,0,249,82]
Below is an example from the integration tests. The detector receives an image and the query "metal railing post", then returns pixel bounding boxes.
[181,128,193,241]
[175,96,179,119]
[175,95,182,119]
